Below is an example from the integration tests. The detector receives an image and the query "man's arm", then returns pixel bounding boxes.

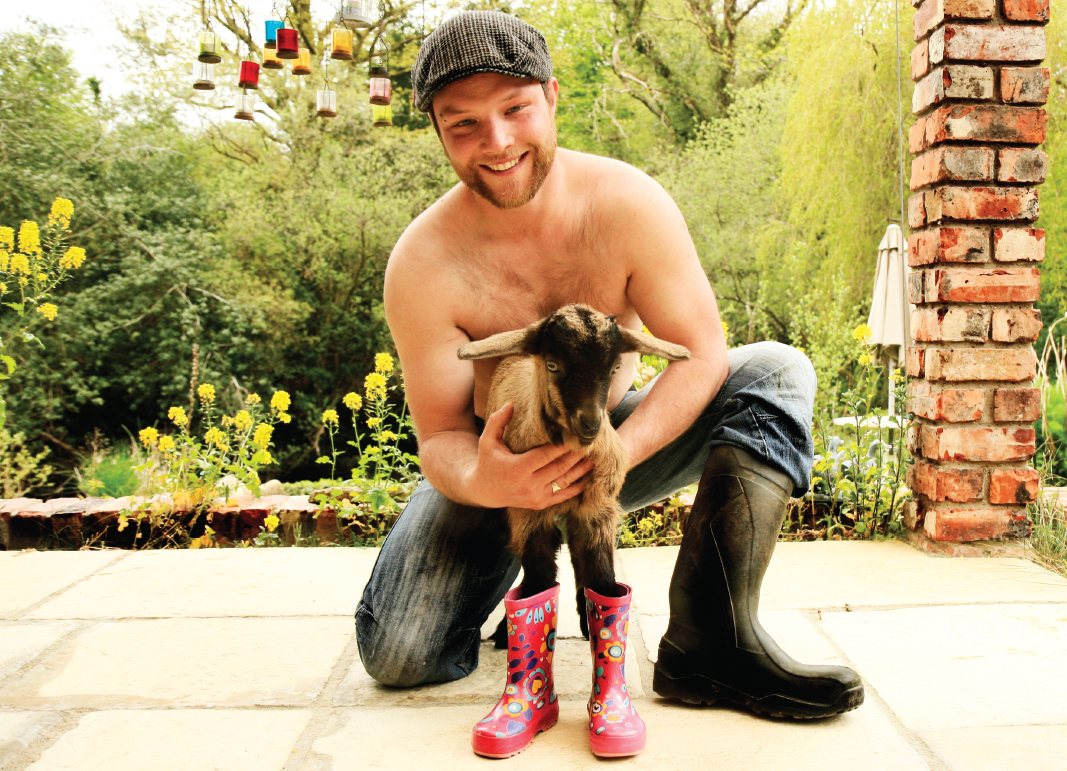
[612,169,728,468]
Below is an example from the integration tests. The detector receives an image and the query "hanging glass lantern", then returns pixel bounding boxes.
[330,27,354,60]
[372,103,392,128]
[276,27,299,59]
[192,61,216,90]
[198,31,221,64]
[264,20,284,50]
[369,58,391,105]
[292,48,312,76]
[340,0,374,28]
[235,92,256,121]
[263,47,283,70]
[238,60,260,90]
[317,89,338,118]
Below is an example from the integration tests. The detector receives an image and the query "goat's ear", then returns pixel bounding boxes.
[619,328,691,361]
[457,322,541,360]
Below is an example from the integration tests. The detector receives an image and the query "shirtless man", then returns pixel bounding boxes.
[356,11,863,722]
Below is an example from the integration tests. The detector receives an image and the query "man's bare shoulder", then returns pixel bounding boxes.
[387,183,467,278]
[561,149,666,207]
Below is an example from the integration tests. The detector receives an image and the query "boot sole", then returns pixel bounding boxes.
[472,714,558,758]
[653,668,864,719]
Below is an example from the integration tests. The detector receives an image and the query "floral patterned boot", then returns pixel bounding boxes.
[585,583,646,757]
[471,583,560,758]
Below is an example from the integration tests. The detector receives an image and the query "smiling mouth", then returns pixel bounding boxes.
[481,152,527,173]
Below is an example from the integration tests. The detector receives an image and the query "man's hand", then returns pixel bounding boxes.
[463,402,594,510]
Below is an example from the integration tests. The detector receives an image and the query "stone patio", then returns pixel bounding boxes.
[1,541,1066,770]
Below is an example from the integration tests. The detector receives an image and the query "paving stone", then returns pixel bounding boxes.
[0,551,123,618]
[26,548,379,619]
[616,541,1067,615]
[0,711,64,768]
[635,609,845,666]
[0,621,78,680]
[820,603,1067,730]
[918,725,1067,771]
[334,638,642,707]
[26,709,311,771]
[0,617,353,709]
[303,700,928,770]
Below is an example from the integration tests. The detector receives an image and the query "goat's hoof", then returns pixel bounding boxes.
[489,615,509,649]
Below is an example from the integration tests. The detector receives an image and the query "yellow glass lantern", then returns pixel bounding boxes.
[317,89,338,118]
[198,31,221,64]
[192,61,216,90]
[263,47,283,70]
[372,103,392,128]
[292,48,311,76]
[235,93,256,121]
[330,27,353,60]
[340,0,374,28]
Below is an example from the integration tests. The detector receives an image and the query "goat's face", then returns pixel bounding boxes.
[457,303,692,445]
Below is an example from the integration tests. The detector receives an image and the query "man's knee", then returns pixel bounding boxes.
[355,603,477,688]
[745,340,817,402]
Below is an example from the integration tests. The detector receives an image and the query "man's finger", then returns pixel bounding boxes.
[546,477,588,506]
[483,403,514,446]
[536,450,586,481]
[527,441,575,469]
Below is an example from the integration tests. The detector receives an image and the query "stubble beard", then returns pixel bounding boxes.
[452,122,558,210]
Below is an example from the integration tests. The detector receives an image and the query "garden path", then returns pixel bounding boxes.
[1,541,1066,770]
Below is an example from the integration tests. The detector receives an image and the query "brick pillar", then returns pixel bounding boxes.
[904,0,1048,547]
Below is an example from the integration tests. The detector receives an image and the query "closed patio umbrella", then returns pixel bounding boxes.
[866,224,911,416]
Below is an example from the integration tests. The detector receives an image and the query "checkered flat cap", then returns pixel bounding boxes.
[411,11,553,113]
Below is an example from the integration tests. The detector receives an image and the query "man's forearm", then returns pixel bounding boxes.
[617,355,727,469]
[417,430,484,507]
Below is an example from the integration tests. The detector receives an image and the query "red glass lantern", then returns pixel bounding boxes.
[292,49,311,76]
[369,58,391,105]
[276,27,299,59]
[238,60,260,89]
[262,47,283,70]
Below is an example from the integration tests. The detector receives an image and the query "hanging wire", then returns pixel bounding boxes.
[894,0,905,229]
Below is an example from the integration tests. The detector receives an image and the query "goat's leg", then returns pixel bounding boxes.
[517,517,563,599]
[566,506,623,638]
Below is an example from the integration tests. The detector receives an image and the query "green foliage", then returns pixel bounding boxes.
[1036,11,1067,341]
[0,429,53,498]
[76,440,141,498]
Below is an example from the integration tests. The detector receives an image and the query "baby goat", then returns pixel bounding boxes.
[457,304,690,632]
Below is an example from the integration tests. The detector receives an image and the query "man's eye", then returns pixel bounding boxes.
[507,104,523,114]
[455,119,474,127]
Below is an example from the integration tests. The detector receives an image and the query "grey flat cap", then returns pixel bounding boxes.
[411,11,553,113]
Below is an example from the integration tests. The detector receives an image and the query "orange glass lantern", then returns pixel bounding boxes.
[262,47,283,70]
[317,89,338,118]
[276,27,299,59]
[238,60,260,89]
[372,103,392,128]
[264,20,283,50]
[198,31,221,64]
[192,61,216,90]
[330,27,353,60]
[292,48,311,75]
[235,93,256,121]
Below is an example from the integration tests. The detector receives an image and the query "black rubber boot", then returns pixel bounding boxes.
[652,445,864,718]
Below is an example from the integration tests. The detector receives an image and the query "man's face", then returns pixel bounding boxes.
[432,73,558,210]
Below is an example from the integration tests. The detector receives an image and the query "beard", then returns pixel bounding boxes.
[452,122,558,210]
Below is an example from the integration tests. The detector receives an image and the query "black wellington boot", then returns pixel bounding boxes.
[652,445,864,718]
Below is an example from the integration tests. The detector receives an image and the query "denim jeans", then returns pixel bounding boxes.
[355,341,816,687]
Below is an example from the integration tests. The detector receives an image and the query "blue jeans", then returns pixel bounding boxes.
[356,341,816,686]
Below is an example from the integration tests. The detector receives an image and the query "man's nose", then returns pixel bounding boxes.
[481,117,514,155]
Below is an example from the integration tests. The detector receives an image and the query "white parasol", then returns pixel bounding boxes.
[866,224,911,415]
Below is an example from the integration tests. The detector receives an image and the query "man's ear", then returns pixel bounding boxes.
[458,320,543,360]
[619,328,691,361]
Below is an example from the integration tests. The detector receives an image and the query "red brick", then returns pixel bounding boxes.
[989,468,1040,504]
[918,267,1040,303]
[912,307,990,342]
[992,308,1043,343]
[924,507,1031,541]
[929,25,1046,64]
[1001,67,1050,105]
[908,270,926,304]
[1003,0,1050,23]
[925,347,1037,382]
[907,380,985,420]
[993,228,1045,262]
[913,461,985,502]
[910,146,992,190]
[925,104,1047,146]
[993,388,1042,422]
[907,346,926,377]
[906,423,923,454]
[924,186,1040,224]
[923,425,1036,461]
[910,116,929,153]
[914,0,996,40]
[908,227,989,266]
[912,39,930,81]
[997,148,1047,184]
[913,66,994,114]
[909,193,927,228]
[904,500,925,531]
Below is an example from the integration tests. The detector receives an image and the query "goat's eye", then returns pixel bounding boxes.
[545,361,558,372]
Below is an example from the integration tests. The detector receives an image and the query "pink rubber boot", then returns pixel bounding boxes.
[471,583,560,758]
[585,583,646,757]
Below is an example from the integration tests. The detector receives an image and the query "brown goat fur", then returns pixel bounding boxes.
[458,304,690,631]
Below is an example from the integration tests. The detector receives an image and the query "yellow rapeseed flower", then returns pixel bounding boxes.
[253,423,273,447]
[234,410,253,432]
[139,427,159,448]
[0,283,7,295]
[853,324,873,344]
[198,383,216,403]
[375,352,394,374]
[365,372,387,401]
[246,392,261,405]
[220,415,234,427]
[271,390,291,412]
[18,221,40,254]
[0,227,12,250]
[367,417,381,428]
[381,430,398,442]
[49,198,73,228]
[36,303,58,321]
[59,247,86,270]
[158,435,176,452]
[260,450,274,464]
[859,352,874,367]
[278,412,292,424]
[36,273,47,282]
[204,427,226,448]
[343,392,362,411]
[168,406,188,426]
[264,513,280,533]
[721,321,729,338]
[0,252,8,272]
[322,409,339,425]
[9,253,30,275]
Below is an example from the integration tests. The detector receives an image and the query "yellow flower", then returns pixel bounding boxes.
[381,430,398,441]
[264,513,280,533]
[198,383,216,402]
[721,321,729,338]
[0,227,12,250]
[204,427,226,448]
[271,390,291,412]
[0,283,7,294]
[36,303,58,321]
[859,352,874,367]
[245,392,261,405]
[253,423,274,447]
[257,450,274,465]
[139,427,159,448]
[220,415,234,427]
[168,406,188,426]
[853,324,873,344]
[36,273,46,282]
[365,372,387,401]
[375,352,394,374]
[234,410,253,432]
[9,252,30,275]
[343,392,362,411]
[890,367,904,384]
[49,198,73,228]
[0,252,8,272]
[158,435,176,452]
[322,409,339,425]
[367,417,381,428]
[278,412,292,424]
[18,221,40,254]
[59,247,86,269]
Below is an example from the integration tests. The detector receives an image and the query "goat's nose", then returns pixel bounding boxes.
[579,413,601,435]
